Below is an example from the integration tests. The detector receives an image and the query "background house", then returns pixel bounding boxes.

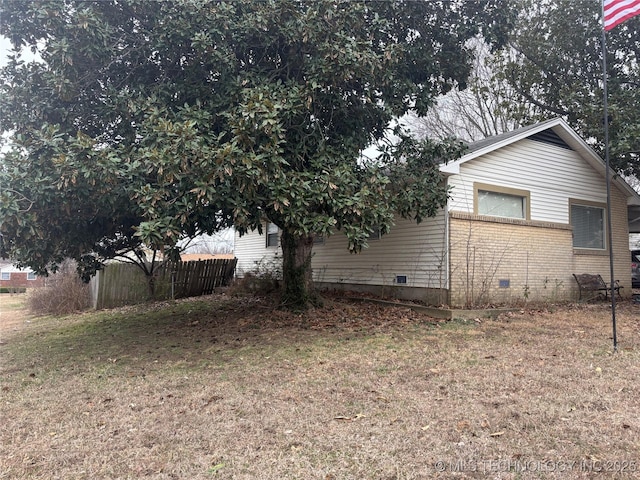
[0,261,45,289]
[235,119,640,307]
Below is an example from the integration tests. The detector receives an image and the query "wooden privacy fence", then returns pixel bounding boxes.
[90,258,237,309]
[170,258,237,298]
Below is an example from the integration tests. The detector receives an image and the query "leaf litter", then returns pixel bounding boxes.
[1,292,640,479]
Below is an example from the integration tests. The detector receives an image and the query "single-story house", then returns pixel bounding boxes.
[234,118,640,307]
[0,261,46,289]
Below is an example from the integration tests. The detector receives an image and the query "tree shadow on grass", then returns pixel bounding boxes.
[0,293,440,381]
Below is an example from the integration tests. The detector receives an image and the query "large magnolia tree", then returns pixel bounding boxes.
[0,0,512,309]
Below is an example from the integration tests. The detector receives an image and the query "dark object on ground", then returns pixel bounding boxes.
[572,273,622,301]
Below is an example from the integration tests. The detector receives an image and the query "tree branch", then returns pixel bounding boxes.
[3,188,35,213]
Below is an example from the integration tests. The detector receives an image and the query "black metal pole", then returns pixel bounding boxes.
[601,2,618,352]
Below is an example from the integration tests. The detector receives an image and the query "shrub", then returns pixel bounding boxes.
[27,260,90,315]
[229,257,282,296]
[0,287,26,294]
[230,271,280,296]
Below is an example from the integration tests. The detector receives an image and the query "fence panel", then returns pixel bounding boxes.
[90,258,237,309]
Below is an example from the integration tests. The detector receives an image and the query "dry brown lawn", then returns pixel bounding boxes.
[0,294,33,339]
[1,292,640,479]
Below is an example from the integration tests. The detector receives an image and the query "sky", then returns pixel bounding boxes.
[0,36,11,67]
[0,37,11,151]
[0,34,42,68]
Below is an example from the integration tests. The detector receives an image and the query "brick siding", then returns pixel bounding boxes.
[448,188,631,307]
[0,272,46,288]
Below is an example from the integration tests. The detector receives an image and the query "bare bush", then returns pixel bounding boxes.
[229,271,280,296]
[229,257,282,296]
[27,260,90,315]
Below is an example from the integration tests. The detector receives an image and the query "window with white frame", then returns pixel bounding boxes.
[1,272,10,281]
[368,226,381,241]
[571,202,605,250]
[266,222,279,247]
[27,272,37,281]
[476,184,530,220]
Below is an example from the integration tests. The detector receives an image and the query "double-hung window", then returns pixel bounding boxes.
[266,222,279,247]
[570,201,605,250]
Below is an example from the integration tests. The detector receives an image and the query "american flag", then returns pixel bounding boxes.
[604,0,640,30]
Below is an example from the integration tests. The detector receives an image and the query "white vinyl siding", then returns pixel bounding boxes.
[235,226,282,277]
[448,139,611,224]
[311,214,447,289]
[234,213,448,289]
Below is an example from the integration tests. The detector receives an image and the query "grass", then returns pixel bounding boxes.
[2,293,640,479]
[0,294,28,311]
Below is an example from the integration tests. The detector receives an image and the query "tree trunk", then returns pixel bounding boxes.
[146,273,156,300]
[280,229,320,310]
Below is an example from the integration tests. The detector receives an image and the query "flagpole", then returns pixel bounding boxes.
[601,0,618,352]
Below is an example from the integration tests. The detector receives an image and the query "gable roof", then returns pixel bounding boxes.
[462,118,560,155]
[440,118,640,206]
